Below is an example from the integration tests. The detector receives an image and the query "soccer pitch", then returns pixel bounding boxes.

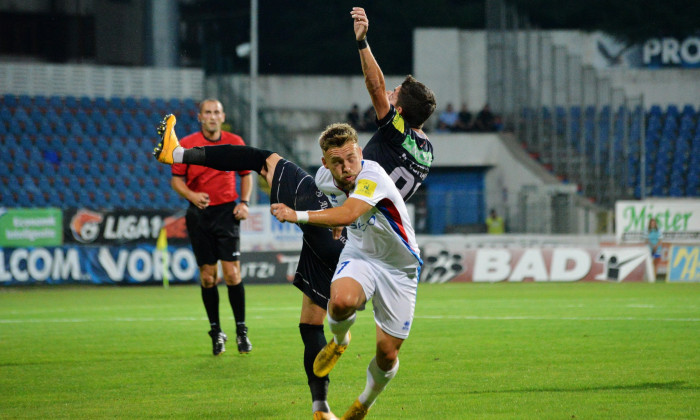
[1,282,698,419]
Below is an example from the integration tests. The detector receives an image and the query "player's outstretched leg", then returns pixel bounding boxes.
[151,114,273,173]
[153,114,180,164]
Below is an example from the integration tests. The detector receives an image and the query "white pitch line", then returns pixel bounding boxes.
[415,315,700,322]
[1,314,699,324]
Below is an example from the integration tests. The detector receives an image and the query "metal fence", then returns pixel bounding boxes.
[486,0,646,209]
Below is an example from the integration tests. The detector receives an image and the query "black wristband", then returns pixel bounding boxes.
[357,38,368,50]
[240,201,249,206]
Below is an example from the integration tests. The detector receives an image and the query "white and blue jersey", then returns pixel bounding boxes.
[316,160,421,268]
[316,160,421,339]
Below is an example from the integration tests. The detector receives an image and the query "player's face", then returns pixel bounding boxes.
[322,142,363,192]
[198,101,225,135]
[387,85,401,106]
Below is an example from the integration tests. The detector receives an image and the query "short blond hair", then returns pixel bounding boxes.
[318,123,358,152]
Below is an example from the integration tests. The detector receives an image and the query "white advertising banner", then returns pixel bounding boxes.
[239,205,304,251]
[418,235,655,283]
[615,199,700,243]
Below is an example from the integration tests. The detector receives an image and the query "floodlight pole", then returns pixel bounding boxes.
[249,0,259,204]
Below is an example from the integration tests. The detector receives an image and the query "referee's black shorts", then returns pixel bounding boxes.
[186,200,241,267]
[270,159,346,308]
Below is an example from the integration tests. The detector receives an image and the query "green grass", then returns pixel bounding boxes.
[1,282,698,419]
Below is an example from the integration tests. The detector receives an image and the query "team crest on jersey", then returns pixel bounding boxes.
[355,179,377,198]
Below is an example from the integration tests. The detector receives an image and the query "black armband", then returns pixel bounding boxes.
[240,201,249,206]
[357,38,368,50]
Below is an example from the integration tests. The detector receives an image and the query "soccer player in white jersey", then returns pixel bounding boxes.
[271,123,422,420]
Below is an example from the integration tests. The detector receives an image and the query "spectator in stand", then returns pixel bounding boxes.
[474,103,498,132]
[456,103,474,132]
[437,102,459,132]
[347,104,361,130]
[645,218,663,278]
[359,105,376,131]
[485,208,505,234]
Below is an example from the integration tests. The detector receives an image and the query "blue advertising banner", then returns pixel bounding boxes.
[0,245,301,285]
[667,245,700,283]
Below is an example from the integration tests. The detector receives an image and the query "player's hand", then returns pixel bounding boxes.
[332,226,344,240]
[270,203,296,223]
[191,192,210,209]
[234,202,249,220]
[351,7,368,41]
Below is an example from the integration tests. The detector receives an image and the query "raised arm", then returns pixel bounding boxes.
[271,198,372,228]
[352,7,391,121]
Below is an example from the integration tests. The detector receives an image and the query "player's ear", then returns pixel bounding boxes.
[321,156,328,168]
[396,105,403,115]
[221,111,226,123]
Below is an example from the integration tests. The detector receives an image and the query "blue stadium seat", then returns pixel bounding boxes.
[18,95,32,108]
[94,97,108,110]
[109,97,124,109]
[34,96,48,109]
[84,121,98,136]
[65,96,78,109]
[124,97,138,110]
[138,98,151,109]
[183,98,196,110]
[167,98,181,109]
[79,96,92,108]
[153,98,167,112]
[648,104,662,116]
[2,94,18,107]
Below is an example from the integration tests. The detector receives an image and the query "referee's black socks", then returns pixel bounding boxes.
[183,145,273,173]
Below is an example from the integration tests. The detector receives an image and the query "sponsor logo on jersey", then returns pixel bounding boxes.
[401,136,433,166]
[354,179,377,198]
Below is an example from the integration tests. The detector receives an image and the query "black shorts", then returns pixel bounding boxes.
[186,201,241,267]
[271,160,346,308]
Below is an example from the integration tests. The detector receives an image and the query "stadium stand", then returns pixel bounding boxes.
[2,95,696,212]
[526,104,700,201]
[0,94,202,210]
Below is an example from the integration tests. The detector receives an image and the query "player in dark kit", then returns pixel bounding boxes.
[155,114,344,420]
[170,99,253,356]
[352,6,436,203]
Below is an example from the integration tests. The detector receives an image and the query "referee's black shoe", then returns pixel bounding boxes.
[208,329,228,356]
[236,326,253,354]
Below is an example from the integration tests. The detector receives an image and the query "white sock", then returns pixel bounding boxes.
[172,146,184,163]
[312,400,330,413]
[327,312,355,346]
[358,357,399,408]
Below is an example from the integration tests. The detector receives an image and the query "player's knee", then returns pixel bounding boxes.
[375,345,399,371]
[200,272,217,288]
[222,263,242,285]
[328,295,358,318]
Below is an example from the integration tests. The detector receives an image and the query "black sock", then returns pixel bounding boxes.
[299,323,330,402]
[183,145,273,173]
[201,285,220,332]
[227,283,246,330]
